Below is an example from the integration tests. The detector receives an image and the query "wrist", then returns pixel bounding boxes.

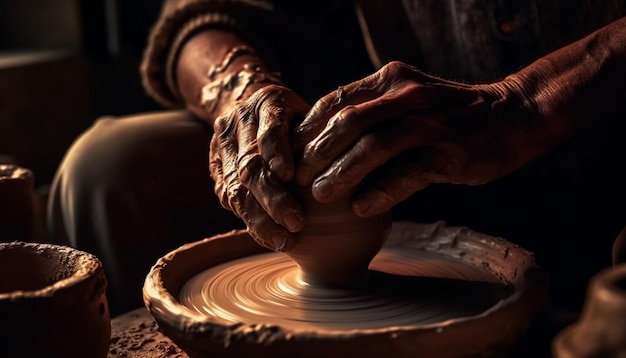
[475,76,541,125]
[176,29,281,124]
[201,60,283,118]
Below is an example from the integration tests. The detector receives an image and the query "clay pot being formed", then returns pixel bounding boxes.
[552,263,626,357]
[143,221,549,358]
[0,241,111,358]
[285,186,392,287]
[0,164,35,242]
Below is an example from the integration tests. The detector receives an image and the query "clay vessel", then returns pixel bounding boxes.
[0,241,111,358]
[0,164,35,241]
[143,221,549,358]
[285,186,392,287]
[552,263,626,357]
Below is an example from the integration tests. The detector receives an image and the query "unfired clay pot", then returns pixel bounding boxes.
[0,241,111,358]
[0,164,35,241]
[144,221,549,358]
[285,186,392,287]
[552,263,626,357]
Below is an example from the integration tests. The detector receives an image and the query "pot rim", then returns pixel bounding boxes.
[0,241,103,300]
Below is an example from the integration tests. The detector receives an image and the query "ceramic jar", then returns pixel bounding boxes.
[0,164,35,242]
[0,242,111,358]
[552,263,626,357]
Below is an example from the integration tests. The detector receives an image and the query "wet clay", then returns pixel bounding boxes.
[285,186,392,287]
[0,242,111,358]
[143,222,549,358]
[180,248,510,332]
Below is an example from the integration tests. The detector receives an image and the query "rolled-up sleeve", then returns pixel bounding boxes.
[141,0,288,108]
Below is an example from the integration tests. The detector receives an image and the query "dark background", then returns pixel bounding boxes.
[0,0,164,188]
[1,0,624,315]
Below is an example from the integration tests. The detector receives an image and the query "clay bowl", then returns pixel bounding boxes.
[0,241,111,358]
[0,164,35,241]
[552,263,626,357]
[143,221,549,358]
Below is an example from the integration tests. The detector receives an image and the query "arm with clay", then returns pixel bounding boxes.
[295,16,626,218]
[179,30,310,251]
[141,0,314,251]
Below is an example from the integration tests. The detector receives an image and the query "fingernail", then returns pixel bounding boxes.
[268,156,283,172]
[284,213,303,232]
[353,199,372,216]
[313,178,333,198]
[249,230,274,250]
[272,231,288,252]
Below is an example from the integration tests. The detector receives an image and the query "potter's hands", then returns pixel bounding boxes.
[295,61,539,217]
[210,84,310,251]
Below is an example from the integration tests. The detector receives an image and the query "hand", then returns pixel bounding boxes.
[210,84,311,251]
[295,61,537,217]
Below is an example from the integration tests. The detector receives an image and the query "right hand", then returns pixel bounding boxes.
[209,84,311,251]
[293,61,540,217]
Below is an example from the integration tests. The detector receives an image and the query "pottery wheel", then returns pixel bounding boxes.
[180,247,512,332]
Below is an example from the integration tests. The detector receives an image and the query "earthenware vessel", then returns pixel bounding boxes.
[0,241,111,358]
[143,221,549,358]
[552,263,626,357]
[285,186,392,287]
[0,164,35,241]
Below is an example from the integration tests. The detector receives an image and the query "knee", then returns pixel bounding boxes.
[49,118,133,203]
[53,110,202,192]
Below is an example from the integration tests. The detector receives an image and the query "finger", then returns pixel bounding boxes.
[212,114,239,211]
[237,149,304,232]
[299,63,477,138]
[214,109,301,250]
[257,90,309,182]
[221,134,299,251]
[209,132,229,210]
[296,93,423,186]
[297,105,363,186]
[258,100,293,182]
[226,180,296,251]
[296,62,423,139]
[351,157,438,217]
[297,82,479,187]
[235,108,304,232]
[296,72,385,144]
[309,116,425,202]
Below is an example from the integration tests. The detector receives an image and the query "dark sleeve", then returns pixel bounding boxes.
[140,0,352,108]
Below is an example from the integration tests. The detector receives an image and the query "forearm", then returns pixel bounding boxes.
[491,16,626,157]
[176,29,281,124]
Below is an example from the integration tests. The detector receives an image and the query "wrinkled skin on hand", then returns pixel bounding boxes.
[295,61,536,218]
[210,84,310,251]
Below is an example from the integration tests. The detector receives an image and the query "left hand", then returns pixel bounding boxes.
[210,84,311,251]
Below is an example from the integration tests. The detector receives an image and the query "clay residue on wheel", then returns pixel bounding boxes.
[179,249,511,332]
[109,308,187,358]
